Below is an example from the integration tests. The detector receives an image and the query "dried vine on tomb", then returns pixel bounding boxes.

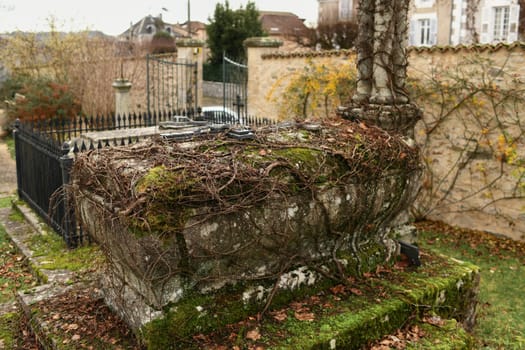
[73,120,419,226]
[71,119,420,299]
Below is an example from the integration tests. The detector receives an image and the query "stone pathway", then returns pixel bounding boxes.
[0,137,16,198]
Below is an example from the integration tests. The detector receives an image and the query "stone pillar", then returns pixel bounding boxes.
[176,39,205,112]
[342,0,418,137]
[244,37,282,117]
[112,78,132,124]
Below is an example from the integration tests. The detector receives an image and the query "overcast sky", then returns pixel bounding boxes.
[0,0,319,35]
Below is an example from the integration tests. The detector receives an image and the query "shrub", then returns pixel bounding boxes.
[6,76,80,122]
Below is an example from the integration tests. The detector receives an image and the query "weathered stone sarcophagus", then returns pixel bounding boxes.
[72,120,421,341]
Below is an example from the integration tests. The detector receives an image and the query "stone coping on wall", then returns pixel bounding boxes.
[175,38,205,47]
[260,41,525,60]
[244,36,283,48]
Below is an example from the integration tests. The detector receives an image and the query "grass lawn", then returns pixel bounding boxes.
[417,221,525,350]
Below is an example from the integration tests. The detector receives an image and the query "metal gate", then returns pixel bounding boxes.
[147,54,198,116]
[223,54,248,121]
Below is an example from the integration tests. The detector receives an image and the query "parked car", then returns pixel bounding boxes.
[201,106,239,124]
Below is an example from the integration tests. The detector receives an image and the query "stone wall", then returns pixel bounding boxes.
[244,41,525,240]
[202,81,241,100]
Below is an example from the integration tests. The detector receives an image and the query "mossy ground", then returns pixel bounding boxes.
[417,221,525,350]
[27,227,104,273]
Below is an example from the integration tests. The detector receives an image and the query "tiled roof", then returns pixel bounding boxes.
[259,11,309,37]
[260,42,525,59]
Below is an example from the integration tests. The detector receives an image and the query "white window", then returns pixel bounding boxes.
[419,19,431,45]
[480,2,520,43]
[339,0,353,21]
[493,6,510,41]
[409,14,437,46]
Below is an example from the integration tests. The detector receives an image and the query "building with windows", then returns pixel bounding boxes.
[318,0,521,47]
[259,11,311,49]
[408,0,520,47]
[318,0,358,25]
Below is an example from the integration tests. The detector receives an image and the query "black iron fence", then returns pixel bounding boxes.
[13,110,275,247]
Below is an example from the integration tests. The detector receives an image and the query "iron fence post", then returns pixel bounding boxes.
[222,51,226,111]
[13,119,22,198]
[146,54,151,125]
[193,61,199,115]
[59,142,76,247]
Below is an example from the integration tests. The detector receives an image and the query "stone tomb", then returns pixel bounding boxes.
[72,121,422,337]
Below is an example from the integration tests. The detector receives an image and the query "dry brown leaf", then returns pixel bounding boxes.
[294,311,315,322]
[246,328,262,341]
[349,288,363,296]
[71,334,81,341]
[423,315,445,327]
[270,309,288,322]
[322,302,334,309]
[330,284,346,295]
[68,323,79,330]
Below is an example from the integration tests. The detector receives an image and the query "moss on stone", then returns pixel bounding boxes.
[140,276,337,349]
[138,253,479,350]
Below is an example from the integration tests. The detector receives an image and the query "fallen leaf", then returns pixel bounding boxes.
[270,309,288,322]
[423,315,445,327]
[330,284,346,295]
[246,328,262,341]
[359,122,368,130]
[294,311,315,322]
[68,323,79,330]
[349,288,363,296]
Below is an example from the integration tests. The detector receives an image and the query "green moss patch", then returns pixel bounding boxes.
[138,252,478,349]
[27,228,104,274]
[0,196,12,208]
